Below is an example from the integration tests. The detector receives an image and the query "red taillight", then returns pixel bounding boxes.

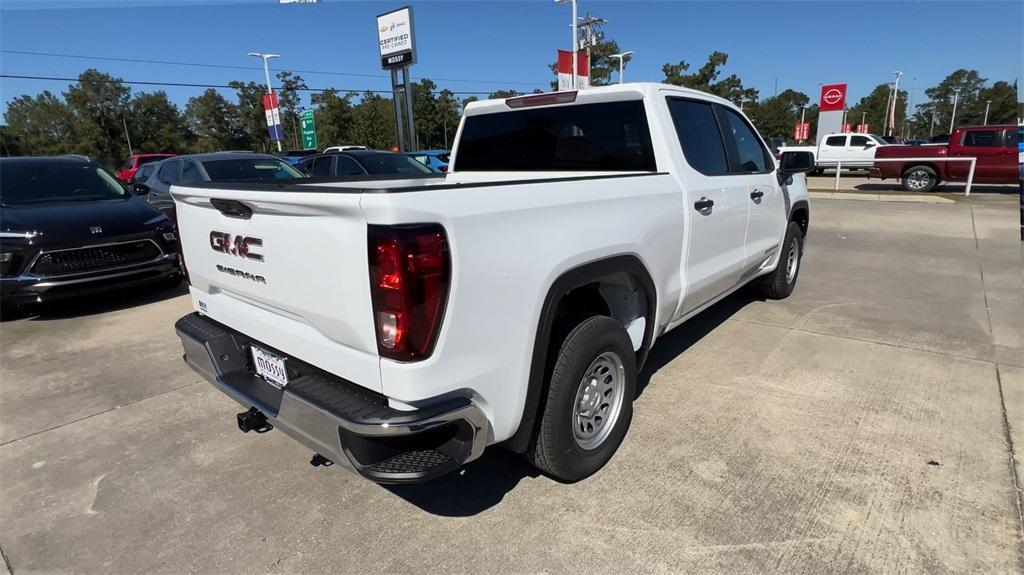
[368,224,451,361]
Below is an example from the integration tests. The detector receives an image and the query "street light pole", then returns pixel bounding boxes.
[949,89,961,133]
[889,70,902,137]
[554,0,578,89]
[248,52,282,152]
[983,99,991,125]
[609,51,633,84]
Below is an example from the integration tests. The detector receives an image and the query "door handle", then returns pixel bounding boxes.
[693,197,714,213]
[750,190,765,201]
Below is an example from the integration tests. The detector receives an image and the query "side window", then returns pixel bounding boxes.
[335,156,365,176]
[158,160,180,185]
[718,107,770,173]
[825,135,847,147]
[310,156,333,177]
[962,130,998,147]
[122,158,134,170]
[1002,129,1019,147]
[666,98,729,176]
[179,161,203,184]
[850,135,870,147]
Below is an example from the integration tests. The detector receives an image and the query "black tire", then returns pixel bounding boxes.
[527,315,636,482]
[758,221,804,300]
[901,165,938,192]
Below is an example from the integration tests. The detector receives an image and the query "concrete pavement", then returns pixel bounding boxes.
[1,196,1021,574]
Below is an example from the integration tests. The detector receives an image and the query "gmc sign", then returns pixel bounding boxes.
[210,231,264,262]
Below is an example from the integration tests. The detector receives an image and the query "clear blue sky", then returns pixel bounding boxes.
[1,0,1021,116]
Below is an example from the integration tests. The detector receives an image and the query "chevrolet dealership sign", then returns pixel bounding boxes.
[377,6,416,69]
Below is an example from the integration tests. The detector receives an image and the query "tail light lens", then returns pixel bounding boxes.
[368,224,451,361]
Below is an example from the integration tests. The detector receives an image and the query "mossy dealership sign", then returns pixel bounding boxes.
[377,6,416,70]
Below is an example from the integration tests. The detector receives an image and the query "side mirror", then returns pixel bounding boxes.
[777,151,815,185]
[132,183,151,195]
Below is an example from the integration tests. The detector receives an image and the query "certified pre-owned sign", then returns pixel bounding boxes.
[377,6,415,69]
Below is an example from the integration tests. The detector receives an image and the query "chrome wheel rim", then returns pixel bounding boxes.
[572,351,626,450]
[906,170,930,190]
[785,238,799,284]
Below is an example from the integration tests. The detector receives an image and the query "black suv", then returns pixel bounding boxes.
[0,157,181,306]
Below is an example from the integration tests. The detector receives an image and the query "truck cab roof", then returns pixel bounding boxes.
[463,83,739,116]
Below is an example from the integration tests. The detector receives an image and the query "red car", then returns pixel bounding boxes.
[870,125,1018,192]
[116,153,175,183]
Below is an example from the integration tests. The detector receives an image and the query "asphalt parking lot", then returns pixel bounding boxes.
[1,195,1021,574]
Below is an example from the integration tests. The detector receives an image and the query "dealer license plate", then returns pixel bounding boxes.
[251,345,289,389]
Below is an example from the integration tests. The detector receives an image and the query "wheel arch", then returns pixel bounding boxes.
[789,200,810,236]
[503,254,657,453]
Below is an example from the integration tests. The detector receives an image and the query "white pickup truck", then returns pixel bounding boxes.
[172,83,813,484]
[778,132,889,171]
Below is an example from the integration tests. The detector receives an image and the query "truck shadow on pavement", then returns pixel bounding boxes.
[0,281,188,322]
[383,289,759,516]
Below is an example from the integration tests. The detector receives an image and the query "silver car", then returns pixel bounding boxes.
[135,152,304,220]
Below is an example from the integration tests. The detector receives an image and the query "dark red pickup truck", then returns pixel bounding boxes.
[870,125,1019,192]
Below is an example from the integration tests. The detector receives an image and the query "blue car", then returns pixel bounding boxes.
[403,150,450,173]
[280,149,319,166]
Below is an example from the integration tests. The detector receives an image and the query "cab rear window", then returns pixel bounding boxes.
[455,101,656,172]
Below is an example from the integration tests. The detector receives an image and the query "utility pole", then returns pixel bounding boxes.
[247,52,282,152]
[122,114,133,156]
[888,70,903,136]
[554,0,578,89]
[949,88,961,133]
[578,12,607,84]
[882,81,894,137]
[983,99,992,125]
[929,99,937,137]
[609,51,633,84]
[861,111,866,132]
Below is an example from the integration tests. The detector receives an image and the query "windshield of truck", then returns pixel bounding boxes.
[0,162,127,206]
[455,100,656,172]
[201,158,303,181]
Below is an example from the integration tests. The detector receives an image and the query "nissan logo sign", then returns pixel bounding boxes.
[823,88,843,106]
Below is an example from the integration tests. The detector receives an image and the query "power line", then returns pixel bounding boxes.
[0,74,500,96]
[0,49,544,88]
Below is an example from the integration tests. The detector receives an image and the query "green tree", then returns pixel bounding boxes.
[185,89,245,153]
[847,84,907,136]
[63,69,132,167]
[910,69,988,136]
[662,51,757,104]
[2,91,77,156]
[229,80,269,152]
[746,89,810,140]
[962,80,1019,126]
[309,89,354,148]
[488,90,522,99]
[349,92,397,150]
[127,91,190,154]
[276,71,308,150]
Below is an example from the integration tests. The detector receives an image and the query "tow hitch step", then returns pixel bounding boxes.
[236,407,272,433]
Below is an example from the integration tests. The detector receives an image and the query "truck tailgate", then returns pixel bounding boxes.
[172,186,382,392]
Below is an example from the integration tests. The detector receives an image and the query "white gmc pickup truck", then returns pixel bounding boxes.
[172,83,813,484]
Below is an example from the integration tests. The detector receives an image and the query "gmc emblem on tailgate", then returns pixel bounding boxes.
[209,231,264,262]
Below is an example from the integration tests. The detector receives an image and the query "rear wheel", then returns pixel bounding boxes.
[901,165,938,192]
[527,316,636,482]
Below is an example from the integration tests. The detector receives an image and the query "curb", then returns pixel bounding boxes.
[808,191,956,204]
